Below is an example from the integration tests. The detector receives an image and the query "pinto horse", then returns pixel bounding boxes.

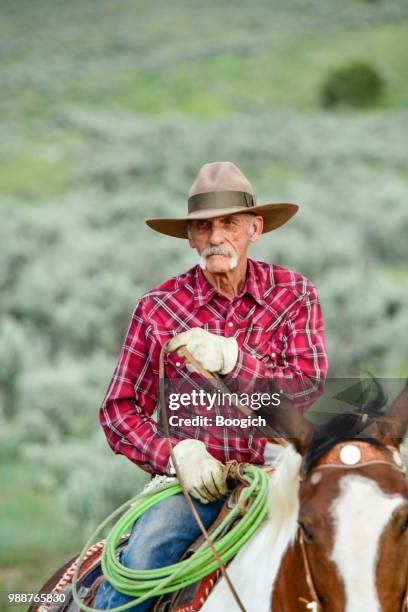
[202,382,408,612]
[31,383,408,612]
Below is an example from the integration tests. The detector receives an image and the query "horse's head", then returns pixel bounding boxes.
[273,381,408,612]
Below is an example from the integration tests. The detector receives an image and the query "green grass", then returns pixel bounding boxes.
[1,0,407,199]
[1,1,407,119]
[3,20,408,118]
[0,150,74,200]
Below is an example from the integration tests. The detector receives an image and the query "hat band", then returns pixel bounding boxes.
[188,191,255,213]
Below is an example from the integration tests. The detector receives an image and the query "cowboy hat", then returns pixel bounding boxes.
[145,161,299,239]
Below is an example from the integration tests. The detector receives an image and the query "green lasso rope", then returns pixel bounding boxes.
[71,464,269,612]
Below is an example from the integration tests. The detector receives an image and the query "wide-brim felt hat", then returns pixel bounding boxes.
[145,161,299,239]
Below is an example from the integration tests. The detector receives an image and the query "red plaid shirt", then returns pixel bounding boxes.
[99,259,328,474]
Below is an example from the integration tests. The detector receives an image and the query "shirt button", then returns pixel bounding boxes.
[228,322,234,328]
[175,361,181,367]
[271,352,276,358]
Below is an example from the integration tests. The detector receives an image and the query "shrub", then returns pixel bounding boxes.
[0,318,24,421]
[22,435,149,535]
[320,61,384,109]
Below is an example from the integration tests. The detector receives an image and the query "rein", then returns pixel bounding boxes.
[174,344,288,444]
[158,344,247,612]
[298,530,321,612]
[296,464,322,612]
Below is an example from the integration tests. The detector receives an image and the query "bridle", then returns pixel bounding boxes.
[296,440,408,612]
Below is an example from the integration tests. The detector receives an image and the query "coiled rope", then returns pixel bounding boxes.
[71,463,269,611]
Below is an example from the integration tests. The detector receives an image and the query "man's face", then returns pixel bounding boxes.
[188,213,263,274]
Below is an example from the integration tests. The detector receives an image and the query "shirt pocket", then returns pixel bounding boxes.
[241,325,283,365]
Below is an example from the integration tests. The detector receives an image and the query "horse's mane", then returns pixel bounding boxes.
[303,378,388,474]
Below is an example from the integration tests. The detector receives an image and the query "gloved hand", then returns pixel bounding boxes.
[166,327,238,374]
[169,439,228,504]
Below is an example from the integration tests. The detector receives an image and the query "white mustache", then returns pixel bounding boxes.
[200,246,238,258]
[199,246,238,270]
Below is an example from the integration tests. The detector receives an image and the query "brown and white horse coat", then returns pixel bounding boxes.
[203,383,408,612]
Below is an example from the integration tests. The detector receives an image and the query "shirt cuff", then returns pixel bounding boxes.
[149,437,174,475]
[248,436,268,463]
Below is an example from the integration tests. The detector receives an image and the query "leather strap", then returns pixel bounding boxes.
[298,530,322,612]
[312,440,405,472]
[188,190,255,213]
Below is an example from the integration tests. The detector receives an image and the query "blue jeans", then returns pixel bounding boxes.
[94,493,225,611]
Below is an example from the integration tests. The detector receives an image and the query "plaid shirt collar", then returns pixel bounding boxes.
[193,258,267,308]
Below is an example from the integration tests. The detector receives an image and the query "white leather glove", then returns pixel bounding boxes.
[166,327,238,375]
[169,439,228,504]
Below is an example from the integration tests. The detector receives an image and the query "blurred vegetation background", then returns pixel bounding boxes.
[1,0,407,599]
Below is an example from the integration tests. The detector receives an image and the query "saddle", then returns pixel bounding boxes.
[33,483,246,612]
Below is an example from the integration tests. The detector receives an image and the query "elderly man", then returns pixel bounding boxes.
[95,161,328,610]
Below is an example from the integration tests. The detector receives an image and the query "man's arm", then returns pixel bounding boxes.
[99,299,172,474]
[226,281,328,413]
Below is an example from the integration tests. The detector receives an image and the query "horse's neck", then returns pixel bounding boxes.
[271,534,313,612]
[203,446,303,611]
[202,526,315,612]
[202,521,294,612]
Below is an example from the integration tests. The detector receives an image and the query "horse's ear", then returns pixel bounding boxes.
[262,397,316,456]
[292,422,316,456]
[363,381,408,448]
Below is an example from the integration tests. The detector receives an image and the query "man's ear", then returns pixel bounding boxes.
[249,215,264,243]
